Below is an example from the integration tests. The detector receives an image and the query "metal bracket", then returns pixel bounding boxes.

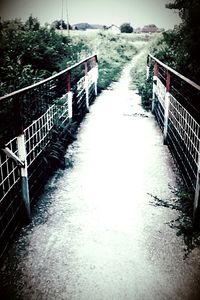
[2,147,25,167]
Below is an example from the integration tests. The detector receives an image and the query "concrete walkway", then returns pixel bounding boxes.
[1,58,200,299]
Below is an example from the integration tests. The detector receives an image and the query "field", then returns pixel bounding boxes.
[0,20,152,96]
[68,30,152,91]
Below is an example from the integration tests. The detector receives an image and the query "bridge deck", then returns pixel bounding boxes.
[1,61,200,299]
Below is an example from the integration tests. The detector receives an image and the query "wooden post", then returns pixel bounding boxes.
[194,146,200,226]
[67,71,73,119]
[84,61,89,110]
[163,70,171,145]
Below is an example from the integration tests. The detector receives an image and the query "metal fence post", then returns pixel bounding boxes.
[14,97,31,222]
[93,56,98,96]
[17,133,31,222]
[152,81,157,113]
[152,62,158,112]
[84,61,89,110]
[146,55,150,80]
[163,70,171,145]
[67,71,73,119]
[68,92,73,119]
[194,146,200,225]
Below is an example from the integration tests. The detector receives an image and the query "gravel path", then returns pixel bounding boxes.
[1,55,200,300]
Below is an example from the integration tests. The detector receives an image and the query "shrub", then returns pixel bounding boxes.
[0,18,145,96]
[120,23,134,33]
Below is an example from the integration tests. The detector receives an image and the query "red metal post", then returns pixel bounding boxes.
[92,56,96,68]
[154,62,158,77]
[67,71,71,92]
[84,61,88,76]
[166,70,171,92]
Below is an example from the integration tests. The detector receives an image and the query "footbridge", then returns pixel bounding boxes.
[0,53,200,299]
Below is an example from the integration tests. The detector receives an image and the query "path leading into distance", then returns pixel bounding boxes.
[1,54,200,300]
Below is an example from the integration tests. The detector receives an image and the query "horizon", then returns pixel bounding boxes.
[0,0,181,30]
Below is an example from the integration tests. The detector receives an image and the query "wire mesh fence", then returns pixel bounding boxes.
[0,138,20,202]
[168,94,200,189]
[0,54,98,260]
[24,105,55,168]
[148,54,200,197]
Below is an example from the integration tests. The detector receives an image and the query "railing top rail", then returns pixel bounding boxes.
[148,53,200,92]
[0,54,97,102]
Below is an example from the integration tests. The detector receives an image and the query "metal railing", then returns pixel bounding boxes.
[0,54,98,259]
[147,54,200,222]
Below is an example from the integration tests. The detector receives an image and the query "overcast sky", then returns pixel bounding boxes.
[0,0,181,29]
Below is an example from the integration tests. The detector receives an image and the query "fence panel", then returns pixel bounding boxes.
[153,77,165,129]
[0,54,98,260]
[168,94,200,189]
[148,53,200,222]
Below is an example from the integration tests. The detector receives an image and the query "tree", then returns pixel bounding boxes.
[120,23,133,33]
[166,0,200,82]
[25,15,40,31]
[0,18,89,96]
[52,20,72,30]
[166,0,200,27]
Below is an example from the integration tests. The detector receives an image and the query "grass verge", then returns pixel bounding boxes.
[149,186,200,258]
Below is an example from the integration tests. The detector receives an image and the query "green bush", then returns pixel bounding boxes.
[0,18,149,96]
[129,30,187,109]
[0,18,90,96]
[120,23,133,33]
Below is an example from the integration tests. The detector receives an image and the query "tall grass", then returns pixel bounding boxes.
[0,18,152,96]
[129,34,162,109]
[68,31,150,91]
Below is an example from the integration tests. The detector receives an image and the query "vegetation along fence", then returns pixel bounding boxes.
[147,54,200,223]
[0,54,98,260]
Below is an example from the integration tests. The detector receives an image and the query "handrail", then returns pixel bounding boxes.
[0,54,97,101]
[0,53,98,148]
[148,53,200,223]
[0,53,99,232]
[148,53,200,91]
